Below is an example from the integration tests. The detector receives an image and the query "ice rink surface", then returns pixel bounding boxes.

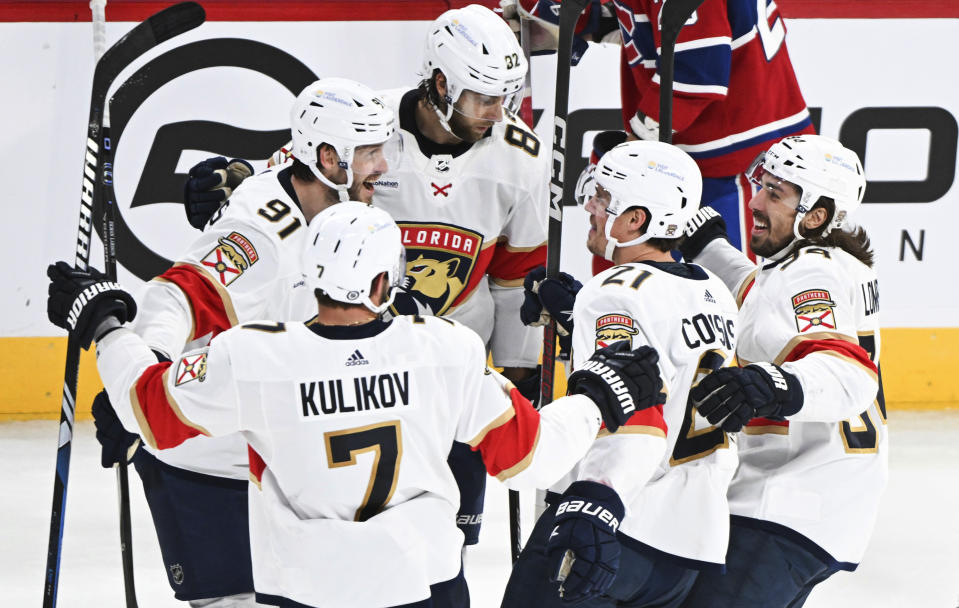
[3,411,957,607]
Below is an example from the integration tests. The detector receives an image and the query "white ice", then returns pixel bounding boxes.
[3,411,958,607]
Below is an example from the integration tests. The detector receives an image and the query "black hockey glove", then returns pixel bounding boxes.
[677,206,730,261]
[546,480,625,604]
[183,156,253,229]
[691,363,804,432]
[91,390,140,469]
[511,365,542,408]
[567,341,665,433]
[47,261,137,350]
[520,266,581,359]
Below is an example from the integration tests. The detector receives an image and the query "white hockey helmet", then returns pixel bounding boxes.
[304,202,406,315]
[746,135,866,239]
[588,140,702,260]
[289,78,398,201]
[421,4,527,131]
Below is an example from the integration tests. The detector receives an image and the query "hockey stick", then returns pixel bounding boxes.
[658,0,707,144]
[43,4,205,607]
[89,2,139,605]
[506,14,537,565]
[540,1,590,419]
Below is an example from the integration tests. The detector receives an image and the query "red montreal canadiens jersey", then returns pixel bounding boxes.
[615,0,814,177]
[697,239,887,567]
[96,316,602,607]
[561,261,740,568]
[128,167,313,478]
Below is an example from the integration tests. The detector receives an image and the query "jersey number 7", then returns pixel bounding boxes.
[325,420,402,522]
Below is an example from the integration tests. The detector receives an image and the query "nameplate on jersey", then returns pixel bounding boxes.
[792,289,836,333]
[175,353,208,386]
[595,313,638,350]
[299,371,411,417]
[200,231,259,287]
[398,222,483,315]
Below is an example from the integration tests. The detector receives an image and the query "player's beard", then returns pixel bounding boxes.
[448,109,492,143]
[750,211,793,257]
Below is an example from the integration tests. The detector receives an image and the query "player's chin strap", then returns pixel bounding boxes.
[602,215,652,261]
[308,153,354,203]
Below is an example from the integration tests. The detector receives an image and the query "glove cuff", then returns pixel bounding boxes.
[747,362,804,417]
[678,207,729,261]
[554,480,625,534]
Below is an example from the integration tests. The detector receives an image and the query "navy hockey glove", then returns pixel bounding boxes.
[520,266,581,359]
[91,390,140,469]
[511,365,542,408]
[567,341,665,433]
[546,480,625,604]
[677,206,730,261]
[691,363,804,432]
[183,156,253,229]
[47,262,137,350]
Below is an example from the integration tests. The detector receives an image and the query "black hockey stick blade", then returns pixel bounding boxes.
[93,2,205,90]
[658,0,707,143]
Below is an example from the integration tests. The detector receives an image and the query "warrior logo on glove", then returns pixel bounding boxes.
[67,281,125,331]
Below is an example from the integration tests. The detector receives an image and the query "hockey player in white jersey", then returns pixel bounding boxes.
[183,4,548,547]
[503,141,740,607]
[85,78,399,607]
[677,135,886,607]
[47,202,667,608]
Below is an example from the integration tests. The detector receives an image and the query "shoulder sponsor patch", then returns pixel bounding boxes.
[201,231,259,286]
[595,313,639,350]
[792,289,836,333]
[175,352,208,386]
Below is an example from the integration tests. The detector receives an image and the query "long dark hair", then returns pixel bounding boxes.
[790,197,874,267]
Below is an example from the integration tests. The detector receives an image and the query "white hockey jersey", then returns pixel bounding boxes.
[697,239,887,568]
[130,166,314,478]
[560,261,740,569]
[377,89,549,368]
[267,89,548,367]
[96,315,603,607]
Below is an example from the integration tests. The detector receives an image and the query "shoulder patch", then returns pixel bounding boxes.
[175,352,208,386]
[792,289,837,333]
[201,231,259,286]
[595,313,639,350]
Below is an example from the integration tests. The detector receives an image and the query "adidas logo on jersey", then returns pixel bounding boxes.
[345,350,369,366]
[704,289,716,304]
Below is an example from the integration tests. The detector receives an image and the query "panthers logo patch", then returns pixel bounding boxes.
[792,289,836,333]
[595,314,639,350]
[395,222,485,316]
[175,353,208,386]
[200,231,258,287]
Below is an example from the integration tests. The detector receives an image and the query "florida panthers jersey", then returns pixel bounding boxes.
[267,89,548,367]
[614,0,814,178]
[559,261,740,569]
[130,166,314,478]
[377,89,549,367]
[698,239,887,568]
[96,315,602,607]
